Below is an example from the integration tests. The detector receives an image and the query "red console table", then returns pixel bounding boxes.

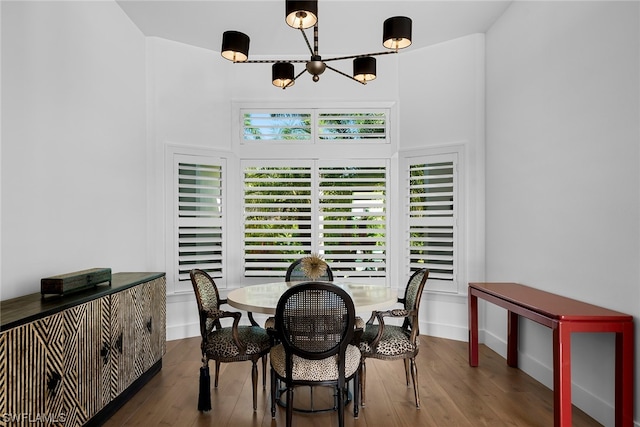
[468,282,634,427]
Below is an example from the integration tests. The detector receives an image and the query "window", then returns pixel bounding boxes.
[318,112,387,141]
[169,153,225,291]
[405,152,458,293]
[243,162,313,276]
[243,112,312,142]
[242,160,388,278]
[318,164,387,277]
[241,109,389,143]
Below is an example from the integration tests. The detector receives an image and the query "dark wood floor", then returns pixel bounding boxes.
[102,335,602,426]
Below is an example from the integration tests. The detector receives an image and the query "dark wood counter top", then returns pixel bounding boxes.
[1,272,165,331]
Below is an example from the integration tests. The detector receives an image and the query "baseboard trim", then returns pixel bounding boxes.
[420,321,468,342]
[481,330,617,426]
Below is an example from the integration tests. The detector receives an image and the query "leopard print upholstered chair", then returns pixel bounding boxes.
[269,281,361,427]
[358,268,429,408]
[190,269,271,412]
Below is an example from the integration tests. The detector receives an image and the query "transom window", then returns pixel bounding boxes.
[241,109,389,143]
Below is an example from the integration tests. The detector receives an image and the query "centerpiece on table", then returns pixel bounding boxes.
[300,253,327,280]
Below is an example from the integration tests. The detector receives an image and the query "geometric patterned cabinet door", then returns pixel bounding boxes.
[110,276,166,398]
[0,272,166,427]
[141,277,166,373]
[0,298,109,426]
[110,286,137,397]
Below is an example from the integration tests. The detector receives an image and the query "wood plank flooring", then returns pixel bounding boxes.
[102,336,602,426]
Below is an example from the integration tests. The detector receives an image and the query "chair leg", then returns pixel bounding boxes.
[214,360,221,388]
[360,359,367,407]
[353,370,360,419]
[285,386,294,427]
[410,357,420,408]
[251,360,259,411]
[262,354,268,389]
[337,380,345,427]
[270,368,277,418]
[404,358,411,387]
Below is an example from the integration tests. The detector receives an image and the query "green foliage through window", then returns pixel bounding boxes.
[242,110,388,143]
[243,162,387,278]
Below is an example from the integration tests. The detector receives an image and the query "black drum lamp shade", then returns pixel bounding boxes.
[221,30,250,62]
[383,16,413,50]
[353,56,377,82]
[272,62,295,88]
[285,0,318,29]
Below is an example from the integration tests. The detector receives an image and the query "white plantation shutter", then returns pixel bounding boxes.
[175,157,224,286]
[241,108,389,144]
[317,111,387,141]
[406,153,457,292]
[318,162,387,277]
[242,160,388,278]
[243,162,313,276]
[242,111,312,142]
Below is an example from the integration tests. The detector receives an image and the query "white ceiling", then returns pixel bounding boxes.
[116,0,512,59]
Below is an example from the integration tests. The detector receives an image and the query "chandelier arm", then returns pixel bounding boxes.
[314,24,319,56]
[282,68,307,90]
[243,59,309,63]
[293,68,308,81]
[325,64,366,85]
[299,28,315,56]
[323,50,398,62]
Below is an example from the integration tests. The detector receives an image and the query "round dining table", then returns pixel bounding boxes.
[226,281,398,315]
[227,281,396,414]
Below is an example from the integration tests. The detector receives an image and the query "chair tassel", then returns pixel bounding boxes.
[198,365,212,411]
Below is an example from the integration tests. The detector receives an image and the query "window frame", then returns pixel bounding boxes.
[232,102,397,158]
[165,144,229,293]
[162,105,473,296]
[240,158,390,283]
[238,107,391,145]
[400,145,466,294]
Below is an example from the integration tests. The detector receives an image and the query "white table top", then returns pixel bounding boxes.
[226,281,398,315]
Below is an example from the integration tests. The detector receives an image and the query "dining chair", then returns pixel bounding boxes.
[190,269,271,412]
[358,268,429,408]
[263,256,335,330]
[269,281,361,427]
[267,257,362,416]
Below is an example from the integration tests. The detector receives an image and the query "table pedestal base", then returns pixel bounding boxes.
[275,381,353,413]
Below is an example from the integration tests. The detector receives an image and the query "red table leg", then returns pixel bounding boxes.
[553,321,572,427]
[615,321,634,427]
[468,289,479,367]
[507,311,519,367]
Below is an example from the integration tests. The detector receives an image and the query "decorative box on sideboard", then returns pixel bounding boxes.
[0,272,166,426]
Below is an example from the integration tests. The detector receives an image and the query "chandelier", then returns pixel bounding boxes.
[220,0,412,89]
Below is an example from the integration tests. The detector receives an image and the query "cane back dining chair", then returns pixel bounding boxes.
[358,268,429,408]
[269,281,361,427]
[190,269,271,411]
[263,256,334,330]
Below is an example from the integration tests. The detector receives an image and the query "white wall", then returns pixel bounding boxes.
[398,34,486,341]
[485,2,640,425]
[1,1,148,299]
